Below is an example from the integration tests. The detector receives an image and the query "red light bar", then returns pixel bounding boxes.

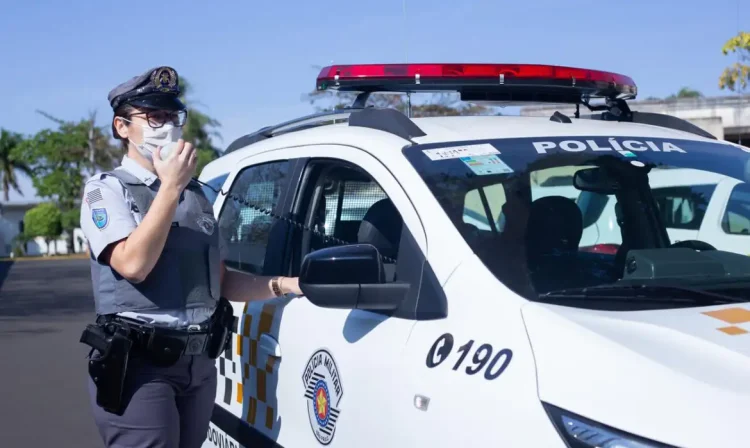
[316,63,637,104]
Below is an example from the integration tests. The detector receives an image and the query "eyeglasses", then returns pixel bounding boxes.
[128,109,188,129]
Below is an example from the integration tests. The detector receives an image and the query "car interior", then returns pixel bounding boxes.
[302,164,404,282]
[456,162,671,296]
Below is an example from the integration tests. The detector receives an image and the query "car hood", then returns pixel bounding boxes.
[521,301,750,448]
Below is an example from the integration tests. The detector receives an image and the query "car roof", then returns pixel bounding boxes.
[409,115,718,144]
[199,114,728,181]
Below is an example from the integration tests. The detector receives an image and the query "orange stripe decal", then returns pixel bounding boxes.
[703,307,750,324]
[246,397,257,425]
[265,405,275,430]
[718,326,749,335]
[257,369,267,403]
[243,314,252,337]
[257,304,276,337]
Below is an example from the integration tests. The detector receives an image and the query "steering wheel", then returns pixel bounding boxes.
[669,239,717,251]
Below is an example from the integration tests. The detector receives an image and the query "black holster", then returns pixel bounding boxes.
[80,323,133,416]
[207,297,234,359]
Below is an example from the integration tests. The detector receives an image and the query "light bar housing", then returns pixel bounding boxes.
[316,63,637,105]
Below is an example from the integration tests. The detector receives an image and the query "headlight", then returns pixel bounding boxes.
[543,402,676,448]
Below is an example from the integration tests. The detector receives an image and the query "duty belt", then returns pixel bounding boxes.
[82,298,234,415]
[97,314,212,359]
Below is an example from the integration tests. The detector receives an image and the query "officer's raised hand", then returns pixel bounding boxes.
[152,139,197,191]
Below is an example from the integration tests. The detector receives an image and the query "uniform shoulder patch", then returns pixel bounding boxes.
[85,188,103,206]
[91,208,109,230]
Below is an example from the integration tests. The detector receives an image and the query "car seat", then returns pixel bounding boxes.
[525,196,585,293]
[357,198,403,281]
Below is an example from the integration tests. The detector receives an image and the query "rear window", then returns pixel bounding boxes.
[652,184,716,230]
[722,183,750,235]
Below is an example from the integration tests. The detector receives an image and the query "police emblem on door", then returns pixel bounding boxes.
[302,349,343,445]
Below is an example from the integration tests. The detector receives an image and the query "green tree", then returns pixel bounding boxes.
[719,31,750,92]
[666,87,703,100]
[14,115,117,254]
[178,77,223,174]
[23,202,62,256]
[35,110,120,176]
[0,129,33,202]
[304,89,498,117]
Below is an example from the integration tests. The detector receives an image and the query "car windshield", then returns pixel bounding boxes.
[403,136,750,309]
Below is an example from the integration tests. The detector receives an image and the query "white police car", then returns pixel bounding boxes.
[199,63,750,448]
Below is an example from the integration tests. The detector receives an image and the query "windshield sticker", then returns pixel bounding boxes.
[423,143,499,161]
[460,154,514,175]
[532,138,687,155]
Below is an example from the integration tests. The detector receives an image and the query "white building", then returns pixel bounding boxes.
[519,94,750,145]
[0,172,85,258]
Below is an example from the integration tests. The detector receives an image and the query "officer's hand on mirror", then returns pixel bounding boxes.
[281,276,303,296]
[153,139,197,191]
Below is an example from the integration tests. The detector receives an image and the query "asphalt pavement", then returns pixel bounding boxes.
[0,258,102,447]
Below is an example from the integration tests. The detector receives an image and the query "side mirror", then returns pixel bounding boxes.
[573,167,620,194]
[298,244,409,311]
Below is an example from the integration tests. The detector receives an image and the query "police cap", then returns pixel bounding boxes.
[108,66,186,112]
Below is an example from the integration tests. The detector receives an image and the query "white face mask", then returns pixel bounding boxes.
[121,118,183,161]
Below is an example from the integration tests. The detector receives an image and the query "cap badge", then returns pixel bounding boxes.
[151,67,178,93]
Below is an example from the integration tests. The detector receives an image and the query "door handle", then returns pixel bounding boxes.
[259,333,282,359]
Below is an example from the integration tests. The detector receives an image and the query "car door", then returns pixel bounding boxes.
[265,144,429,447]
[700,179,750,255]
[204,152,306,448]
[651,184,717,244]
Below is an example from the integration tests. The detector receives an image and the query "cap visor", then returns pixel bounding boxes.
[128,93,185,111]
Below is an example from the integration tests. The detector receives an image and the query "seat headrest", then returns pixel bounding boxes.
[525,196,583,256]
[357,199,402,260]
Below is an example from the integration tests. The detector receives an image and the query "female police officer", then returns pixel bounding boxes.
[79,66,302,448]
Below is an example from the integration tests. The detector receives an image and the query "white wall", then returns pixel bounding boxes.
[0,208,41,257]
[0,206,85,257]
[32,228,86,256]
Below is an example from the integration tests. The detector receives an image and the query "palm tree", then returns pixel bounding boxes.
[0,129,33,202]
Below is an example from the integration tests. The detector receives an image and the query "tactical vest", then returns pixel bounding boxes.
[90,168,221,316]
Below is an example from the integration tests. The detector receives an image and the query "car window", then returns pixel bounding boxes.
[404,135,750,308]
[722,183,750,235]
[576,191,610,228]
[460,166,622,250]
[652,184,716,230]
[322,180,389,235]
[303,163,404,283]
[218,161,292,274]
[200,173,229,205]
[463,184,505,231]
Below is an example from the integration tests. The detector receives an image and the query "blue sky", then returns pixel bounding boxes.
[0,0,747,203]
